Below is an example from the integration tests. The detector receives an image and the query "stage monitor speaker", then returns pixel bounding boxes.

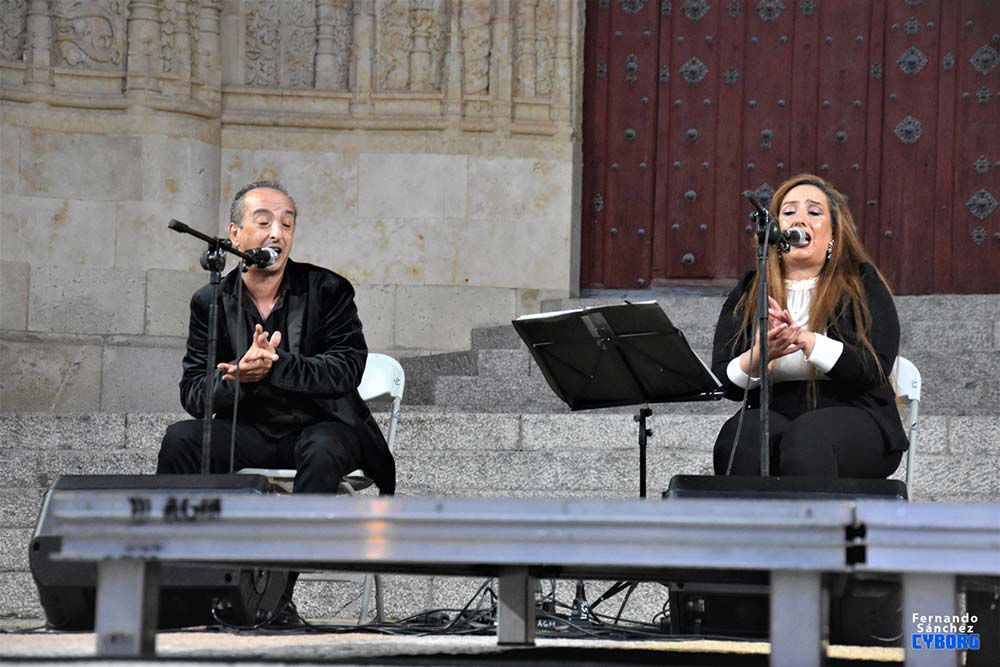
[664,474,908,501]
[29,474,288,630]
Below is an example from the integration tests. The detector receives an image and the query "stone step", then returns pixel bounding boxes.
[470,324,524,350]
[2,410,998,622]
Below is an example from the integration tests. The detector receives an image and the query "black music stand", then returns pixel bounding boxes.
[512,301,724,498]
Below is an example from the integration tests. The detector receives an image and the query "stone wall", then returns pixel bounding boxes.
[0,0,585,412]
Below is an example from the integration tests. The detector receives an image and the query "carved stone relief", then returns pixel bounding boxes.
[244,0,316,88]
[461,0,492,96]
[0,0,28,62]
[378,0,412,91]
[161,0,176,73]
[51,0,126,70]
[245,0,280,85]
[514,0,539,97]
[283,0,317,88]
[427,0,449,92]
[534,1,555,96]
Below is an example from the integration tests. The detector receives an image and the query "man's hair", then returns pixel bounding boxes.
[229,180,297,228]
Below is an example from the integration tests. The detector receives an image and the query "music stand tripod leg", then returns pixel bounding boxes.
[634,406,653,499]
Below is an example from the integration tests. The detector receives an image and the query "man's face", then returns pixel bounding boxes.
[230,187,295,275]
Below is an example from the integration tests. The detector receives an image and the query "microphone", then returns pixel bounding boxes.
[782,226,810,247]
[242,247,279,268]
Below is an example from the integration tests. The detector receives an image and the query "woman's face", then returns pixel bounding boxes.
[777,183,834,273]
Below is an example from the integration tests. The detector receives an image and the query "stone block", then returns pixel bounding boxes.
[0,195,114,267]
[900,321,994,353]
[292,578,364,620]
[515,288,570,317]
[145,269,209,337]
[141,135,220,209]
[353,284,395,351]
[471,325,523,350]
[0,528,31,570]
[395,285,516,351]
[646,448,716,494]
[17,129,142,201]
[0,571,43,618]
[553,448,635,493]
[910,453,999,502]
[477,348,531,378]
[398,351,477,405]
[0,261,29,329]
[911,415,947,454]
[467,156,571,223]
[428,575,492,611]
[948,416,1000,454]
[0,487,47,528]
[29,265,145,335]
[521,413,634,451]
[0,123,20,195]
[221,148,358,222]
[294,573,432,622]
[115,201,218,271]
[2,449,155,487]
[0,413,126,450]
[432,375,568,412]
[454,216,571,290]
[392,412,519,454]
[101,342,186,412]
[894,295,1000,325]
[358,153,466,219]
[125,413,189,454]
[0,338,102,411]
[312,217,463,287]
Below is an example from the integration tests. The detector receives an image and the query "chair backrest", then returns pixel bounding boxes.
[358,353,405,402]
[892,356,921,501]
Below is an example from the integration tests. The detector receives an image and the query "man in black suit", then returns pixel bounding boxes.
[157,180,395,496]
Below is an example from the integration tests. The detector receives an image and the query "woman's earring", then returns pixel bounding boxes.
[826,239,834,260]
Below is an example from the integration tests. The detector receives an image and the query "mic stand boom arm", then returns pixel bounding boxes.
[167,219,258,475]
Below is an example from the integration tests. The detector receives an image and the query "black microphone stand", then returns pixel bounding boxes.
[742,193,782,477]
[168,219,259,475]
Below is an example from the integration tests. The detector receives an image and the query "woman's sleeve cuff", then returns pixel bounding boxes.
[806,334,844,373]
[727,356,760,390]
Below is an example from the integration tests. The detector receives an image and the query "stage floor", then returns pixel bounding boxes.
[0,621,904,666]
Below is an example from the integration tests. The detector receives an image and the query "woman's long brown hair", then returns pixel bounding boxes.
[734,174,892,391]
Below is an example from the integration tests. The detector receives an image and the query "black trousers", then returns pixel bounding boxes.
[713,407,902,478]
[157,418,365,494]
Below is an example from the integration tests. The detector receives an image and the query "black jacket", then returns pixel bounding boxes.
[710,262,909,453]
[179,259,395,493]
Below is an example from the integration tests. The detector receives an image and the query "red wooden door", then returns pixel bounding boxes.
[581,0,1000,294]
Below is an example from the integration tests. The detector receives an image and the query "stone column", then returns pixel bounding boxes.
[491,0,512,128]
[552,0,571,123]
[195,0,222,108]
[350,0,374,114]
[444,0,463,121]
[23,0,53,91]
[408,0,434,92]
[126,0,162,98]
[315,0,337,88]
[513,0,536,98]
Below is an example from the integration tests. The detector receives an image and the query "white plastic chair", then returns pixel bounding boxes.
[893,356,921,501]
[239,352,405,622]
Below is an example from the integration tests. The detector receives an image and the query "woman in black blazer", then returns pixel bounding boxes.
[711,174,908,478]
